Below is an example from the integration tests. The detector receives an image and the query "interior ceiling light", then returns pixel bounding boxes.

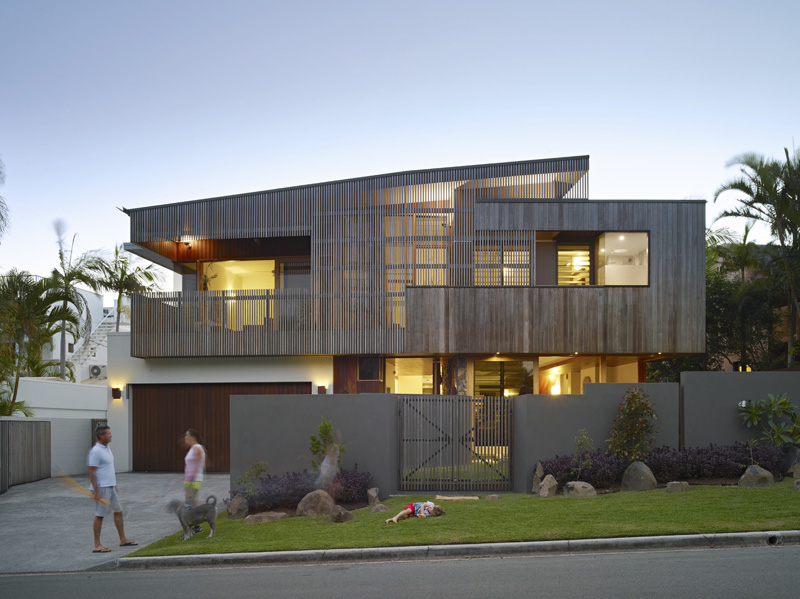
[619,235,625,240]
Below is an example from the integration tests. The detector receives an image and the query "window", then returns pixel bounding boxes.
[358,356,382,381]
[596,233,648,285]
[557,244,592,285]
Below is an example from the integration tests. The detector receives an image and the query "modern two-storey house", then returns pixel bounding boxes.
[108,156,705,472]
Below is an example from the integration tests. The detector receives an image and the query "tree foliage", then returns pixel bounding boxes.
[0,270,79,406]
[93,244,162,331]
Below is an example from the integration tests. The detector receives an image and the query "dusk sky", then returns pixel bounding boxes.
[1,0,798,297]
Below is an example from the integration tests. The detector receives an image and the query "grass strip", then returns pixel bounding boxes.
[128,480,800,557]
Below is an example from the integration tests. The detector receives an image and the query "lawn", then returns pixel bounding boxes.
[128,480,800,557]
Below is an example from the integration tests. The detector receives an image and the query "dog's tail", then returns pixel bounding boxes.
[206,496,217,506]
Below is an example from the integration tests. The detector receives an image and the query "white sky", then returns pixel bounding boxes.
[1,0,798,298]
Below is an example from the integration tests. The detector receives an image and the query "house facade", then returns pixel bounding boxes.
[108,156,706,472]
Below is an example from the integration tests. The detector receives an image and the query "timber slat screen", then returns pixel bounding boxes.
[0,420,51,494]
[398,394,512,492]
[129,157,590,357]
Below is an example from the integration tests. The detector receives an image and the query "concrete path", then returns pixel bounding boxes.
[0,472,230,574]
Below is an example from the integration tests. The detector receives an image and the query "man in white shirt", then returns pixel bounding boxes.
[87,425,136,553]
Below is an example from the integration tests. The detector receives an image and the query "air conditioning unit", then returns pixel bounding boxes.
[90,365,107,378]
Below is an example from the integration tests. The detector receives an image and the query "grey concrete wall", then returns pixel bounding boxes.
[230,394,398,496]
[512,383,679,493]
[50,418,94,476]
[682,371,800,448]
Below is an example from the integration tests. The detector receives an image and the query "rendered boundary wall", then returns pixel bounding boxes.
[230,395,397,497]
[230,373,800,496]
[681,371,800,448]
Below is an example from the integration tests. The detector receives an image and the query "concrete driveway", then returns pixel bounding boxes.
[0,472,230,574]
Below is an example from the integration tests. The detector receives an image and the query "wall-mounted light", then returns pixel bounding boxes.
[317,385,327,394]
[184,241,192,248]
[111,387,122,399]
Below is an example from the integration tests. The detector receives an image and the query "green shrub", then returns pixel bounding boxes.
[739,393,800,446]
[606,386,657,462]
[309,416,346,470]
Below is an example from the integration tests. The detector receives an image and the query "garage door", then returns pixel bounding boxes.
[131,382,311,472]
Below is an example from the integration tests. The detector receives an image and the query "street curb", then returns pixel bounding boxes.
[114,530,800,570]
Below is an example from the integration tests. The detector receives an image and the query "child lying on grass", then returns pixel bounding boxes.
[385,501,445,523]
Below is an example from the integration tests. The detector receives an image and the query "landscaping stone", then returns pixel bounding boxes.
[563,481,596,497]
[780,446,800,476]
[485,494,500,500]
[538,474,558,497]
[621,461,657,491]
[666,481,690,493]
[244,511,287,524]
[329,505,354,523]
[795,480,800,493]
[371,503,389,513]
[367,487,380,505]
[532,462,544,494]
[738,465,774,487]
[296,489,335,516]
[227,494,249,520]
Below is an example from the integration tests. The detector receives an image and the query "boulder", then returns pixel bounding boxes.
[367,487,380,506]
[485,494,501,501]
[795,480,800,493]
[780,445,800,476]
[371,503,389,513]
[666,481,690,493]
[296,489,335,516]
[738,465,774,487]
[621,461,657,492]
[329,505,354,523]
[532,462,544,494]
[563,481,596,497]
[226,494,249,520]
[538,474,558,498]
[244,511,287,524]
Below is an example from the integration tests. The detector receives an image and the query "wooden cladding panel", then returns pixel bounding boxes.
[333,356,385,394]
[404,285,705,355]
[131,382,311,472]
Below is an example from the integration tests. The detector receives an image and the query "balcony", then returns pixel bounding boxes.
[131,290,313,358]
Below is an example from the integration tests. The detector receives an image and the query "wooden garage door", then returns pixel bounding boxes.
[132,382,311,472]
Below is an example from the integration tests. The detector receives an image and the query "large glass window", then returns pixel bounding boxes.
[474,361,534,396]
[596,233,648,285]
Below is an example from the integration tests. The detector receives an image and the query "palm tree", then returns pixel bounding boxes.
[51,220,103,380]
[94,245,163,331]
[0,158,9,242]
[0,270,79,405]
[714,149,800,366]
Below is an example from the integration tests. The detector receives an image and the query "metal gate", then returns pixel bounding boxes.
[399,395,512,492]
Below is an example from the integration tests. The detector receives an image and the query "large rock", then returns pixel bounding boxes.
[244,511,287,524]
[532,462,544,494]
[367,487,380,506]
[538,474,558,497]
[621,461,657,492]
[563,481,596,497]
[795,480,800,493]
[738,465,774,487]
[485,494,501,501]
[371,503,389,513]
[296,489,335,516]
[329,505,354,523]
[666,481,690,493]
[227,494,249,520]
[780,445,800,476]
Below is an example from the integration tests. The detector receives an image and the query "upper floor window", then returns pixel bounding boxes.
[596,233,648,285]
[535,231,648,286]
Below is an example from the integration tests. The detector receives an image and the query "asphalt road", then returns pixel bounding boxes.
[2,545,798,599]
